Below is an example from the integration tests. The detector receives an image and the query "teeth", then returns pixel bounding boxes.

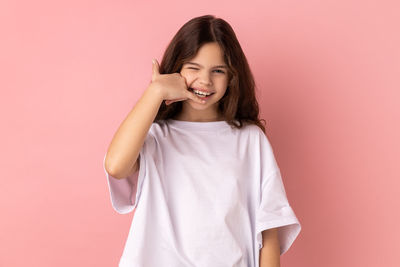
[193,89,212,96]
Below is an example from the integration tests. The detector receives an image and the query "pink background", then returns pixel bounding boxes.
[1,0,399,266]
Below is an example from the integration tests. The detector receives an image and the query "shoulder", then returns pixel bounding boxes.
[148,120,168,137]
[141,121,166,154]
[239,122,275,150]
[236,122,265,138]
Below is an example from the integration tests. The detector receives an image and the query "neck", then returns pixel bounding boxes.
[173,113,224,122]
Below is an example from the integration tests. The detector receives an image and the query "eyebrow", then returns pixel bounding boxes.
[185,62,228,69]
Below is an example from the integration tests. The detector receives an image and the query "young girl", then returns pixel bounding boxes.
[103,15,301,267]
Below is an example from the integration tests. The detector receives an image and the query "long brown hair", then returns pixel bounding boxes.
[154,14,266,134]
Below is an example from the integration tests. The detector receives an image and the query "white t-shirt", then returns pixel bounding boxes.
[103,119,301,267]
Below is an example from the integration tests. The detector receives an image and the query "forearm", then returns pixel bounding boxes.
[104,84,163,178]
[259,227,280,267]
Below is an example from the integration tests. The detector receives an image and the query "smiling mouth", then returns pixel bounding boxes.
[189,88,215,98]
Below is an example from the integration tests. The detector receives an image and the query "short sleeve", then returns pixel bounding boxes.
[255,130,301,255]
[102,130,155,214]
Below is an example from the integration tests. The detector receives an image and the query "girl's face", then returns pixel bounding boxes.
[178,42,229,121]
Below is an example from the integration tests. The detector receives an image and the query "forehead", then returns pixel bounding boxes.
[184,42,227,68]
[184,62,227,69]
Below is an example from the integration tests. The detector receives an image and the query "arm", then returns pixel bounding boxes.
[259,227,280,267]
[104,59,204,179]
[104,84,163,179]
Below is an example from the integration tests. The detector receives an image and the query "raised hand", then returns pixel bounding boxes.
[151,59,205,105]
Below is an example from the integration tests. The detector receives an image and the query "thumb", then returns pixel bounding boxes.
[152,58,160,81]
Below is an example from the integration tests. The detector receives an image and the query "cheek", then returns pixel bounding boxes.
[216,77,229,88]
[180,72,194,83]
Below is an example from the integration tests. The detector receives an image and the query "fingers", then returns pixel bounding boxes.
[165,98,186,105]
[152,58,160,82]
[165,95,204,106]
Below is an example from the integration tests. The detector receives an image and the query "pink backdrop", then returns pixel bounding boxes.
[1,0,399,266]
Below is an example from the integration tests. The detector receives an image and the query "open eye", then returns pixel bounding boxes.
[186,67,224,74]
[213,69,225,74]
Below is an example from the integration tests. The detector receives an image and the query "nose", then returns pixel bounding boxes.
[199,71,212,86]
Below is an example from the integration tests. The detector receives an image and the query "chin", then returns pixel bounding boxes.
[186,99,218,110]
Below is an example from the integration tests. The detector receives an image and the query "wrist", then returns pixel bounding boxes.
[146,83,164,102]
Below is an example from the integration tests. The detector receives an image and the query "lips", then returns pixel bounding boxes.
[189,87,215,94]
[188,87,215,100]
